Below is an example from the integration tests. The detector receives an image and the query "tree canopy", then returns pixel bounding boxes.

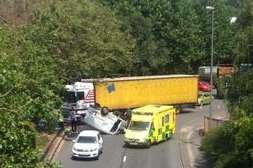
[0,0,252,167]
[0,0,135,167]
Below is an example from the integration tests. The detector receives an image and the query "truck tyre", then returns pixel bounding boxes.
[101,107,109,116]
[95,103,101,108]
[166,133,170,140]
[175,105,181,114]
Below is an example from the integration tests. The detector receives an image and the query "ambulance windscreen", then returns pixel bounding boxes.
[128,121,150,131]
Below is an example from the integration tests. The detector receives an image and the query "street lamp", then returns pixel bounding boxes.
[206,5,215,118]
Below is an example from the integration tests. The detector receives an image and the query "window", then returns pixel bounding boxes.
[149,122,154,134]
[77,92,84,100]
[162,117,164,126]
[128,121,150,131]
[64,91,76,103]
[64,91,84,103]
[158,128,162,134]
[165,114,170,123]
[77,136,97,143]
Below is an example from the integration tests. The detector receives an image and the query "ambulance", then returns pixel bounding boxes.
[124,105,176,147]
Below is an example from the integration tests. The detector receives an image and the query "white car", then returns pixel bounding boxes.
[72,130,103,160]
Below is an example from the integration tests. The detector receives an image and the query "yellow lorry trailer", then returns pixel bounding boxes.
[124,105,176,147]
[80,75,198,110]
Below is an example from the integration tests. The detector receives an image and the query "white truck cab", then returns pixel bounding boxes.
[62,82,95,115]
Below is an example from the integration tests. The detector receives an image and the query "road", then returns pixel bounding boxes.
[55,99,228,168]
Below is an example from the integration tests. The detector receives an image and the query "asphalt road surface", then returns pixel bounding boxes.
[55,99,228,168]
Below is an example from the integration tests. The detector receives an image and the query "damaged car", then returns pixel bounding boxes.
[83,107,127,135]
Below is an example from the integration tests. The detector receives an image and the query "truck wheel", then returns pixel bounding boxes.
[95,103,101,108]
[166,133,170,140]
[101,107,109,116]
[175,105,182,114]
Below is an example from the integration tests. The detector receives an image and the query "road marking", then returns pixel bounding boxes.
[180,126,192,133]
[186,131,194,168]
[123,155,127,163]
[52,137,65,161]
[120,148,127,168]
[179,126,195,168]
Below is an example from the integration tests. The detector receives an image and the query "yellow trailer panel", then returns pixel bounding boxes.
[93,75,198,110]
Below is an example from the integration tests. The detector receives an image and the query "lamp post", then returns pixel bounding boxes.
[206,6,215,118]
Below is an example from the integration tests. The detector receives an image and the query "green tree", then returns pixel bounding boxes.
[101,0,236,74]
[0,1,135,166]
[0,23,61,168]
[26,0,135,80]
[201,117,253,168]
[234,0,253,64]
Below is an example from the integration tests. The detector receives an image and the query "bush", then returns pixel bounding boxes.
[201,117,253,168]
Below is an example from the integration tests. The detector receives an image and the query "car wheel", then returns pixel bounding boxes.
[101,107,109,116]
[124,142,129,148]
[71,156,76,160]
[94,156,99,160]
[145,140,151,148]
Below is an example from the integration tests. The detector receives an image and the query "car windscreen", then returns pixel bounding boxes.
[76,92,84,101]
[64,91,76,103]
[77,136,97,143]
[128,121,150,131]
[64,91,84,103]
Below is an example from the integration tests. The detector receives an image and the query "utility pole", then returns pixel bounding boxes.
[206,5,215,118]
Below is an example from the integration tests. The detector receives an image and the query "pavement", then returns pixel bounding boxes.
[54,99,227,168]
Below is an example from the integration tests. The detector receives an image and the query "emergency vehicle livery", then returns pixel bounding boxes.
[124,105,176,147]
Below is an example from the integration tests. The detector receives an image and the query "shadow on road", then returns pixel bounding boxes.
[71,157,98,162]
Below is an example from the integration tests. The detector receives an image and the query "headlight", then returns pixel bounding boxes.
[90,148,97,152]
[72,147,77,151]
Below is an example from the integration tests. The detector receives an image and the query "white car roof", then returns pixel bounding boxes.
[78,130,99,137]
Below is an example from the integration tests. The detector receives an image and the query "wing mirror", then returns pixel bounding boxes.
[99,138,103,144]
[72,139,76,143]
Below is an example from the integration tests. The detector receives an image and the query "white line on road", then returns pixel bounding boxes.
[52,137,65,161]
[180,126,192,133]
[123,155,127,163]
[179,126,195,168]
[186,131,194,168]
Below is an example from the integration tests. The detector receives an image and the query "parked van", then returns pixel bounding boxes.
[124,105,176,147]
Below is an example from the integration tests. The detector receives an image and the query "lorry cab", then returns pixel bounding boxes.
[124,105,176,147]
[62,82,95,114]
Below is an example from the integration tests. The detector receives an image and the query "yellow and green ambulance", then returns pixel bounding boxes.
[124,105,176,147]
